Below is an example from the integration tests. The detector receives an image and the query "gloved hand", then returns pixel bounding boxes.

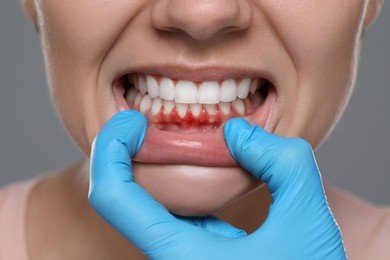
[89,110,346,260]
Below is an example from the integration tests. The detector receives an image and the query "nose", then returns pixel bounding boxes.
[151,0,251,41]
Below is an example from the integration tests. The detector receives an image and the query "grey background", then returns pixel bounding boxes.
[1,1,389,205]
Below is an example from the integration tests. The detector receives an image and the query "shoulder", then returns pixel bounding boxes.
[325,185,390,260]
[0,178,43,260]
[0,179,37,214]
[0,179,40,210]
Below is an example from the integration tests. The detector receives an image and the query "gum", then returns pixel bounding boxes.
[139,104,240,126]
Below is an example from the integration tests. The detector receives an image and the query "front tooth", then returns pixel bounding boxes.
[232,99,245,115]
[134,93,142,107]
[159,77,175,101]
[189,103,202,117]
[126,87,138,105]
[175,80,198,104]
[151,97,163,116]
[205,104,217,115]
[140,95,152,114]
[163,100,174,114]
[237,78,251,99]
[220,79,237,102]
[198,81,220,104]
[146,75,159,98]
[219,102,231,115]
[250,78,259,94]
[138,76,147,95]
[176,103,188,118]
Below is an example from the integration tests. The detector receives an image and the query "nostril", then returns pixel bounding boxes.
[151,0,252,41]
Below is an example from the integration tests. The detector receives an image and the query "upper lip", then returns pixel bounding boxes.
[112,64,276,85]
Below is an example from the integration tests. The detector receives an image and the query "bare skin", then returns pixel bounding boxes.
[21,0,389,259]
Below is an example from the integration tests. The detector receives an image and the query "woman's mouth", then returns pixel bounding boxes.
[113,69,277,167]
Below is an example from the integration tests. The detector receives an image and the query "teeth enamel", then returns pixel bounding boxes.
[237,78,251,99]
[163,100,174,114]
[146,75,159,98]
[159,77,175,101]
[250,78,258,94]
[220,79,237,102]
[198,81,220,104]
[204,104,217,115]
[128,74,265,118]
[176,103,188,118]
[138,76,148,95]
[219,102,231,115]
[232,99,245,115]
[175,80,198,104]
[189,103,202,117]
[151,97,163,116]
[134,93,142,107]
[134,73,260,104]
[126,87,138,104]
[140,95,152,114]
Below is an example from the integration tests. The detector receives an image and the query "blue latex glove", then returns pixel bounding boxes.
[89,110,346,259]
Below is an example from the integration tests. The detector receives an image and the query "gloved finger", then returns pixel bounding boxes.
[175,215,247,238]
[224,118,334,234]
[88,110,189,253]
[224,118,323,198]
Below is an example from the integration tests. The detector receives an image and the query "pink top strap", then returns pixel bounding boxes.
[0,178,41,260]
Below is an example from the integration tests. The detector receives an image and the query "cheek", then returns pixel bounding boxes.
[50,83,91,156]
[37,1,146,66]
[264,1,365,65]
[37,1,142,156]
[267,1,365,147]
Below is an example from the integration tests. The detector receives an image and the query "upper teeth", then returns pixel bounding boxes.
[130,74,259,105]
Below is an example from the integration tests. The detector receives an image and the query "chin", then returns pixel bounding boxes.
[133,163,260,216]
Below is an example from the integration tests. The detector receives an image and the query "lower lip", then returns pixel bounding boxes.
[114,82,277,167]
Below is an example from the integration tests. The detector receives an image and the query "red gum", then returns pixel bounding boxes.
[151,106,225,126]
[137,104,242,127]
